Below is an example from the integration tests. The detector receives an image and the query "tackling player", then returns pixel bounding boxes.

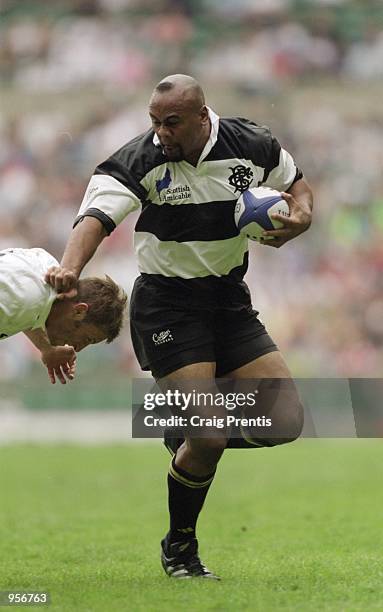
[46,74,313,578]
[0,247,126,384]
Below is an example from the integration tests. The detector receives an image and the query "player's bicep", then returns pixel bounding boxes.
[75,174,141,235]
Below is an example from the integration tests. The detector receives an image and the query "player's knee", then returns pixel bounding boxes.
[188,436,227,462]
[243,398,304,448]
[265,400,304,446]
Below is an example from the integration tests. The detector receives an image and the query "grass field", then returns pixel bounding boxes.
[0,440,382,611]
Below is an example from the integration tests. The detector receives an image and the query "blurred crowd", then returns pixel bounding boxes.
[2,0,383,88]
[1,0,383,378]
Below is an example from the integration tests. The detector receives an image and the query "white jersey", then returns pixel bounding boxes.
[0,248,58,340]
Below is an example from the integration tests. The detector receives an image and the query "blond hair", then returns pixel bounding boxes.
[76,275,127,343]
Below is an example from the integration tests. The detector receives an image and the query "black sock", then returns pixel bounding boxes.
[167,456,215,544]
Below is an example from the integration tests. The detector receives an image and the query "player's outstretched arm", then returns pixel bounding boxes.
[261,178,313,248]
[23,329,76,385]
[45,217,108,297]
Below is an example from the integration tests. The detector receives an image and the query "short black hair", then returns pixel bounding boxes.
[155,81,175,93]
[152,76,205,109]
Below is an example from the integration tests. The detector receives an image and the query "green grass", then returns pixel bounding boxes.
[0,440,382,611]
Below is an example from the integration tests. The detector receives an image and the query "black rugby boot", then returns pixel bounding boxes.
[161,536,220,580]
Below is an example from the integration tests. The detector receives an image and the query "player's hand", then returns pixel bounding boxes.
[260,192,312,248]
[41,345,77,385]
[45,266,78,299]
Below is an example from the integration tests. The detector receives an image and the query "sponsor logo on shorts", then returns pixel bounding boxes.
[152,329,174,345]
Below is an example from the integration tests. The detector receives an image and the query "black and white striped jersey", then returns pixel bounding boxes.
[74,108,302,292]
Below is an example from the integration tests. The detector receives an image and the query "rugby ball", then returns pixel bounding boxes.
[234,187,290,241]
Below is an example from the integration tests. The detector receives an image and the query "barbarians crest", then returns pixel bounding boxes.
[228,165,254,193]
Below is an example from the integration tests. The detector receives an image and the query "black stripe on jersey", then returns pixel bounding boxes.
[139,252,250,303]
[204,118,275,168]
[94,129,164,200]
[262,133,283,183]
[73,208,116,235]
[135,200,239,242]
[288,167,304,188]
[261,137,303,185]
[95,161,147,201]
[205,118,302,187]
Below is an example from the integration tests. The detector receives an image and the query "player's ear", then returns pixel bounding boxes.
[200,105,209,124]
[72,302,89,321]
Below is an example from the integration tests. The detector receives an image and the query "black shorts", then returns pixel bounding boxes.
[130,276,278,379]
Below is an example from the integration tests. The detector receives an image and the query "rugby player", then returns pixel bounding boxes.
[46,74,313,578]
[0,247,126,384]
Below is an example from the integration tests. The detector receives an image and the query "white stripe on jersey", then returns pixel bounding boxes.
[134,232,248,278]
[264,148,297,192]
[78,174,140,226]
[141,158,265,206]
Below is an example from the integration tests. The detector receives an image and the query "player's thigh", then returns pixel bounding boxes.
[228,352,303,441]
[226,351,298,417]
[227,350,291,378]
[159,361,216,382]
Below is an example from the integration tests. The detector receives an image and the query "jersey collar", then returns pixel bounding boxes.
[152,106,220,164]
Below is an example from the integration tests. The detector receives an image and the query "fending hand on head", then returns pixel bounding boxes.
[45,266,78,299]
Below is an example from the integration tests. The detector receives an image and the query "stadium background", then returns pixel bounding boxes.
[1,2,383,610]
[1,0,383,430]
[2,0,383,388]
